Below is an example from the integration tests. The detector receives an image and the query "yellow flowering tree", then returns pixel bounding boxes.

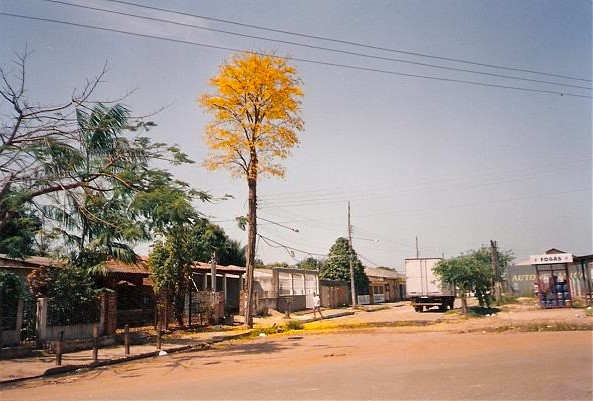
[199,52,304,327]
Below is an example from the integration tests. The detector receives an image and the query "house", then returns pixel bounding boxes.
[0,254,61,284]
[364,267,406,303]
[190,262,245,312]
[240,267,319,315]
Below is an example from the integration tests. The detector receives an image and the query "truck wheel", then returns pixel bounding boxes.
[414,306,423,312]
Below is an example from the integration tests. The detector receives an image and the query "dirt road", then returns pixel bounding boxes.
[2,329,591,400]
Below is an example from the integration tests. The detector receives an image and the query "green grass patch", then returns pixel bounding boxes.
[496,295,518,305]
[284,320,304,331]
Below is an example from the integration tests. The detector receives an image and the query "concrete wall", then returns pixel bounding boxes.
[251,268,319,313]
[320,280,350,308]
[277,295,306,313]
[36,291,117,342]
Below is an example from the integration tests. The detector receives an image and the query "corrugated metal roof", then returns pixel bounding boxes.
[0,254,246,275]
[0,254,64,268]
[364,267,404,279]
[191,262,246,274]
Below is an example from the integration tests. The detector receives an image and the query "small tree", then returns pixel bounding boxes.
[433,247,508,314]
[148,219,246,327]
[320,238,369,298]
[199,52,304,327]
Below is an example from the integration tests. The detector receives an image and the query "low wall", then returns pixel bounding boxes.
[0,345,36,360]
[277,295,306,312]
[45,334,117,353]
[40,323,97,342]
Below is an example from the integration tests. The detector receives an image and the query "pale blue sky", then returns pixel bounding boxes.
[1,0,591,270]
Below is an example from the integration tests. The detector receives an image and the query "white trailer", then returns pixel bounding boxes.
[405,258,455,312]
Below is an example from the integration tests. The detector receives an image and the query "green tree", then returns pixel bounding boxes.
[0,208,41,258]
[1,53,198,268]
[149,227,195,326]
[148,219,246,326]
[199,52,304,327]
[296,256,323,270]
[0,271,23,330]
[320,237,369,298]
[432,246,512,314]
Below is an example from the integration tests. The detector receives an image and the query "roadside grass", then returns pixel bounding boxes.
[485,322,593,333]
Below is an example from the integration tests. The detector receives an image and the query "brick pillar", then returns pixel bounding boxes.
[100,290,117,335]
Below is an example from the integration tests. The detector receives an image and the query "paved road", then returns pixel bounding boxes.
[2,329,591,400]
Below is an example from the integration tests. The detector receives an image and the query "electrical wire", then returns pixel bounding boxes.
[259,159,591,207]
[257,234,328,258]
[1,12,590,98]
[259,157,591,202]
[101,0,592,83]
[38,0,591,90]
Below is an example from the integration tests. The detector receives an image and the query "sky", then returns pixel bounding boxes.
[0,0,591,271]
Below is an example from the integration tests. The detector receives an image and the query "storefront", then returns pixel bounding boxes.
[530,253,573,308]
[509,249,592,306]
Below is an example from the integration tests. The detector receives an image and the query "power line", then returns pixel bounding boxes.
[259,158,591,207]
[258,156,591,202]
[1,12,590,99]
[257,234,327,258]
[257,216,300,232]
[102,0,592,83]
[38,0,591,91]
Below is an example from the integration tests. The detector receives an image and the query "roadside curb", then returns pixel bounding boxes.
[298,311,355,324]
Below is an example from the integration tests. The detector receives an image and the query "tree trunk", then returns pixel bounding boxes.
[460,290,468,314]
[244,176,257,328]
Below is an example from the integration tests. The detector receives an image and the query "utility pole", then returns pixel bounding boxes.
[210,250,217,292]
[211,250,218,321]
[415,236,419,258]
[348,202,356,306]
[490,240,501,303]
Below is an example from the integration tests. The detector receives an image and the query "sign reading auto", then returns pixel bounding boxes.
[529,253,573,265]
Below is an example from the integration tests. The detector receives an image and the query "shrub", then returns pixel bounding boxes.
[284,320,303,331]
[497,294,518,305]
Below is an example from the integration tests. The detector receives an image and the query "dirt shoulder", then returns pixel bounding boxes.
[290,300,593,336]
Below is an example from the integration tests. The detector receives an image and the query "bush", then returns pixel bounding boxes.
[0,271,23,329]
[571,298,585,308]
[284,320,303,331]
[46,268,100,326]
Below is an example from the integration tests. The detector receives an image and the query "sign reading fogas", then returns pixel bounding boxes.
[529,253,573,265]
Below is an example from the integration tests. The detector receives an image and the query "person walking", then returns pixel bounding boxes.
[313,292,323,319]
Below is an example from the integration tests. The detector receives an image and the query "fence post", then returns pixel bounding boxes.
[157,321,162,350]
[124,324,130,355]
[92,324,99,363]
[36,298,48,346]
[55,330,63,366]
[0,291,3,349]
